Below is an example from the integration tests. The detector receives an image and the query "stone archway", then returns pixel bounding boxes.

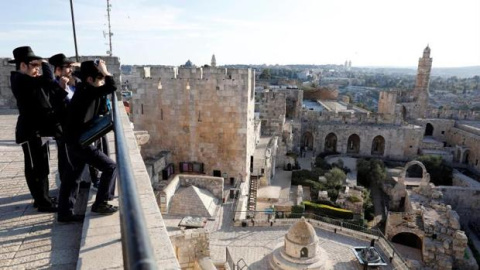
[400,160,430,185]
[324,133,337,153]
[347,134,360,154]
[371,135,385,156]
[392,232,422,249]
[424,123,434,136]
[302,132,314,149]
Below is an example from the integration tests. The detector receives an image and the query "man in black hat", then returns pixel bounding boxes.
[9,46,67,212]
[58,59,118,221]
[48,53,81,185]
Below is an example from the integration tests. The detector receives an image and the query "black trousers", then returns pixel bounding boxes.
[21,137,53,208]
[89,135,110,182]
[58,142,117,217]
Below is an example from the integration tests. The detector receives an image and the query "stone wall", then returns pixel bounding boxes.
[302,87,338,100]
[131,66,255,183]
[258,91,286,136]
[437,186,480,224]
[415,119,455,141]
[378,91,397,115]
[144,151,172,185]
[446,126,480,171]
[305,123,423,160]
[0,58,15,109]
[170,229,210,270]
[158,174,224,214]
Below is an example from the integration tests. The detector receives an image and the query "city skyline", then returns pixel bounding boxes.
[0,0,479,67]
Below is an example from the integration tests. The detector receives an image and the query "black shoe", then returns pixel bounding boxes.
[34,197,58,208]
[92,203,118,215]
[38,205,58,213]
[58,214,85,223]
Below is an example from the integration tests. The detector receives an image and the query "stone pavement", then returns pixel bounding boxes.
[0,111,82,270]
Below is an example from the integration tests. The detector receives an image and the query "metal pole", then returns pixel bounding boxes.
[69,0,79,62]
[106,0,113,56]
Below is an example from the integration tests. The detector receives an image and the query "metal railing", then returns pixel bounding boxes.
[112,93,158,270]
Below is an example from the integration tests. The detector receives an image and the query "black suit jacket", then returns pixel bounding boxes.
[10,63,67,144]
[65,76,117,144]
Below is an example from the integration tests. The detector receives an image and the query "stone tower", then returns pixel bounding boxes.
[378,91,397,115]
[412,45,432,118]
[131,66,256,183]
[211,54,216,67]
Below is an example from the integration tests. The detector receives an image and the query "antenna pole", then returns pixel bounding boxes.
[106,0,113,56]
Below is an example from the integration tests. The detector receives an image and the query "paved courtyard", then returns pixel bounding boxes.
[0,112,82,270]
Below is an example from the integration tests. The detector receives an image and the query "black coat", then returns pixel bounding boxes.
[65,76,117,144]
[10,63,67,144]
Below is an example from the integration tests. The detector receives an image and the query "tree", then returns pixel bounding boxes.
[356,158,387,187]
[325,167,346,188]
[259,69,271,80]
[414,155,453,186]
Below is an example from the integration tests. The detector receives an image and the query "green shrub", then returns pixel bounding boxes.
[291,204,305,214]
[347,196,362,203]
[303,201,354,219]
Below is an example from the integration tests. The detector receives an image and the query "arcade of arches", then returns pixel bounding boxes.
[321,133,386,156]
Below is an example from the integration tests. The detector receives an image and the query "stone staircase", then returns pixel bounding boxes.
[248,176,259,212]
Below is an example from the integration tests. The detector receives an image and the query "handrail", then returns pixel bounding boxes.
[112,93,158,270]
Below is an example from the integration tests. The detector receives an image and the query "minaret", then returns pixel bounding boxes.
[412,45,432,118]
[211,54,216,67]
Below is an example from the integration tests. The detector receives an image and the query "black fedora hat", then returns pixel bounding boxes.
[80,60,102,80]
[48,53,75,67]
[8,46,43,64]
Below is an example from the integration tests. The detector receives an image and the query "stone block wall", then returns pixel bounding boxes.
[437,186,480,224]
[378,91,397,115]
[258,91,286,136]
[309,123,423,160]
[158,174,224,214]
[179,175,224,199]
[0,59,15,109]
[131,66,255,184]
[144,151,172,185]
[446,126,480,170]
[170,229,210,270]
[415,119,455,141]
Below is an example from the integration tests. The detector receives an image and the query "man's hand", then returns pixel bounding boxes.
[96,59,112,77]
[59,76,69,90]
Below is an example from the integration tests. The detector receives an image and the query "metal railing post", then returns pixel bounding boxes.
[112,93,158,270]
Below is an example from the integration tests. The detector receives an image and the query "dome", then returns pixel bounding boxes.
[286,217,317,245]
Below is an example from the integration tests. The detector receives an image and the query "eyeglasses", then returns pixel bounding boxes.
[28,62,41,68]
[95,74,105,80]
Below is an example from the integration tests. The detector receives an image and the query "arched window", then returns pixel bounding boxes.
[324,133,337,153]
[300,247,308,258]
[424,123,434,136]
[347,134,360,154]
[371,136,385,156]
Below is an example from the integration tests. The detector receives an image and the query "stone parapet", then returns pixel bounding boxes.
[77,101,179,269]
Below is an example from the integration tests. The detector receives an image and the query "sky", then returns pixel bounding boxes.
[0,0,479,67]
